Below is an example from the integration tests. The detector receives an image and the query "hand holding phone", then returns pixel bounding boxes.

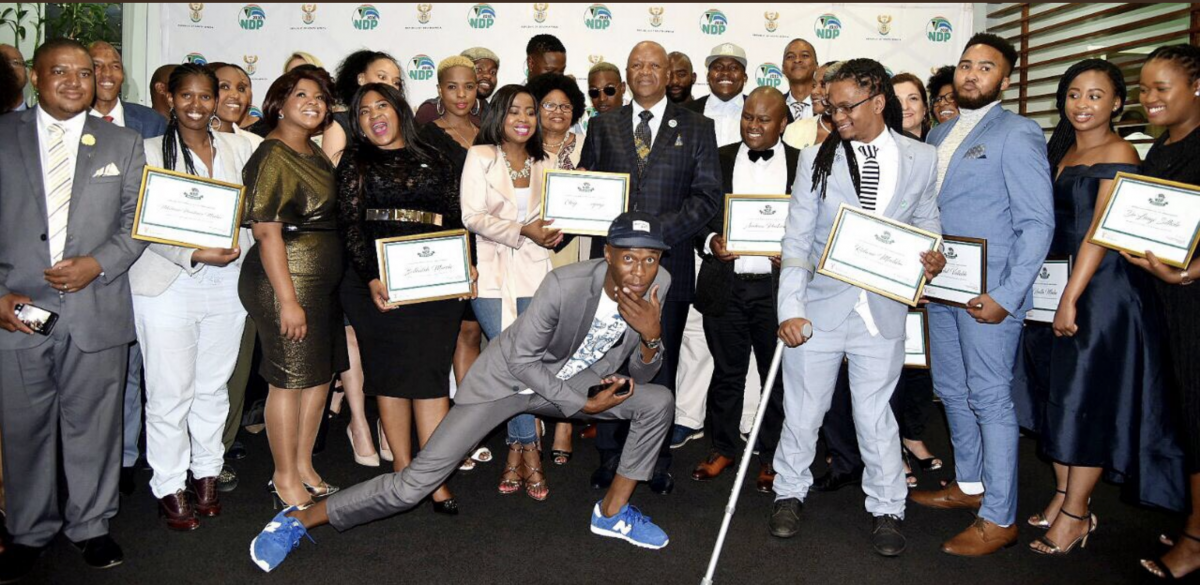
[0,294,35,335]
[13,303,58,336]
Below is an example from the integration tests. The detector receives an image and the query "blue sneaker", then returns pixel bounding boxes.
[590,501,669,549]
[250,507,313,572]
[669,424,703,449]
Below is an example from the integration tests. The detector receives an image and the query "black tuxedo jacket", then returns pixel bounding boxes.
[579,100,721,302]
[693,141,800,317]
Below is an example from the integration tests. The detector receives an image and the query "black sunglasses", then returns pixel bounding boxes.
[588,86,619,98]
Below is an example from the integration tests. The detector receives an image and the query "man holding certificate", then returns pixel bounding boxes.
[770,59,944,558]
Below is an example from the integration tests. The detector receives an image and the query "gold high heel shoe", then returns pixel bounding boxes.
[1030,508,1097,555]
[267,480,315,510]
[498,444,524,495]
[303,480,340,498]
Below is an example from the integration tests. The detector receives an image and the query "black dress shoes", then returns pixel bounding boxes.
[590,455,619,490]
[811,468,862,492]
[649,472,674,495]
[0,543,46,584]
[769,498,803,538]
[871,515,906,557]
[70,534,123,570]
[224,440,247,461]
[118,467,136,496]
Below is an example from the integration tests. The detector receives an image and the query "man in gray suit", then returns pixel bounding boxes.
[0,38,148,581]
[769,59,945,557]
[250,212,676,572]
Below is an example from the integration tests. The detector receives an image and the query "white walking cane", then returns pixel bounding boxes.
[701,339,787,585]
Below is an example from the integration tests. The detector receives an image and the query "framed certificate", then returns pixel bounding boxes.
[817,204,942,307]
[1089,172,1200,268]
[1026,256,1071,324]
[904,309,930,369]
[541,169,630,236]
[376,229,473,306]
[132,166,246,249]
[722,194,789,256]
[924,235,987,308]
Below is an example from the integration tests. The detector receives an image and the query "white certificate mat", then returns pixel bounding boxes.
[818,204,941,307]
[1026,257,1071,323]
[377,230,473,306]
[132,166,245,249]
[1090,172,1200,268]
[541,169,630,236]
[904,309,930,369]
[924,235,987,308]
[723,194,789,255]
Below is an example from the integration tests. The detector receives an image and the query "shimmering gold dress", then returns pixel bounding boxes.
[239,139,347,389]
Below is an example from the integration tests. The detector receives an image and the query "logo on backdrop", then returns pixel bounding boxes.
[189,3,204,23]
[764,11,779,33]
[185,52,208,66]
[301,3,317,25]
[238,4,266,30]
[353,4,380,30]
[584,4,612,30]
[815,13,841,40]
[469,4,496,29]
[877,14,892,35]
[589,54,604,66]
[247,105,263,120]
[927,17,952,42]
[699,9,727,36]
[408,54,436,82]
[533,3,549,24]
[243,54,258,75]
[648,6,664,28]
[756,63,783,88]
[417,3,432,24]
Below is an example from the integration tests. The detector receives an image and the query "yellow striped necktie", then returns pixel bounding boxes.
[45,123,73,264]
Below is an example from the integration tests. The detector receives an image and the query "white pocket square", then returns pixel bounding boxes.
[92,163,120,178]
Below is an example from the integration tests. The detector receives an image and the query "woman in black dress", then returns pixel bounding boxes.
[1010,59,1184,558]
[337,83,470,514]
[1133,44,1200,580]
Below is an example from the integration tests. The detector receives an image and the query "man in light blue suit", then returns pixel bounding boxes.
[910,33,1054,557]
[770,59,945,557]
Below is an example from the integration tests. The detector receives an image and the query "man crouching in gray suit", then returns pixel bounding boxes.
[251,211,676,572]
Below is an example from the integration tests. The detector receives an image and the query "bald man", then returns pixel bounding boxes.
[691,87,796,491]
[667,51,696,104]
[580,41,722,495]
[0,44,27,111]
[782,38,818,122]
[148,64,176,120]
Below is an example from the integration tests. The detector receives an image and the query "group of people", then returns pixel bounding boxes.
[0,25,1198,582]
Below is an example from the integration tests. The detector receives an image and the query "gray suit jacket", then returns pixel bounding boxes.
[454,258,671,417]
[778,129,941,340]
[0,108,148,351]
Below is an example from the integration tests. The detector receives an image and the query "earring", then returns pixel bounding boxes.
[278,112,285,120]
[209,115,221,130]
[436,97,445,117]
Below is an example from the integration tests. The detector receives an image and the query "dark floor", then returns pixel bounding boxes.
[28,405,1181,584]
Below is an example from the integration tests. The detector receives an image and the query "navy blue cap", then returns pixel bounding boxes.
[607,211,669,251]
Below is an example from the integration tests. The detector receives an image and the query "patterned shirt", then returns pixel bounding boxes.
[556,292,627,380]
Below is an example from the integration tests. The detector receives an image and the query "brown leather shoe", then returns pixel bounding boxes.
[190,476,222,517]
[756,463,776,493]
[159,490,200,531]
[579,424,597,439]
[910,481,983,510]
[691,451,735,481]
[941,518,1018,556]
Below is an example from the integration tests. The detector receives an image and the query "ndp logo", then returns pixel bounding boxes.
[239,4,265,30]
[815,13,841,40]
[353,5,380,30]
[469,4,496,29]
[699,9,727,36]
[185,52,208,66]
[585,4,612,30]
[927,17,953,42]
[407,55,436,81]
[756,63,784,88]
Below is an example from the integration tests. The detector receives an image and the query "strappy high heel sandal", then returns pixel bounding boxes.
[1030,508,1097,556]
[303,480,340,499]
[901,444,943,472]
[1028,489,1067,529]
[498,444,524,495]
[523,448,549,502]
[267,480,315,510]
[1142,532,1200,580]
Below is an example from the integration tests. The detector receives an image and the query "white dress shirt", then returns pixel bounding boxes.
[703,93,744,147]
[725,141,786,274]
[90,100,126,127]
[631,97,668,144]
[848,128,900,336]
[36,106,88,199]
[786,92,813,120]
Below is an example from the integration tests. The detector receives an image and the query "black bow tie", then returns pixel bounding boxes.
[748,149,774,162]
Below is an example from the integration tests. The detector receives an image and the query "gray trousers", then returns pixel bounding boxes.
[327,385,673,531]
[121,341,143,467]
[0,326,126,546]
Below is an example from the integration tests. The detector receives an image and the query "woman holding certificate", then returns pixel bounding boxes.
[130,64,256,530]
[1131,44,1200,581]
[461,85,557,501]
[1009,59,1184,558]
[239,66,346,510]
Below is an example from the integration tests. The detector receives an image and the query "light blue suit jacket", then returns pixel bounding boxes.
[926,106,1054,316]
[778,129,942,340]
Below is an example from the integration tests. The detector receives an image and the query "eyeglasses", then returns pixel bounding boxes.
[588,86,618,98]
[932,93,956,106]
[823,94,878,117]
[541,101,574,113]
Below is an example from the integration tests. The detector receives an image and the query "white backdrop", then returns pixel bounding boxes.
[160,3,973,110]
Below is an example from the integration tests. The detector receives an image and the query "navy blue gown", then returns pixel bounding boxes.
[1013,163,1185,512]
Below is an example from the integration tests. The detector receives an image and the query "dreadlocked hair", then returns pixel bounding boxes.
[162,63,219,176]
[1045,59,1126,169]
[811,58,905,200]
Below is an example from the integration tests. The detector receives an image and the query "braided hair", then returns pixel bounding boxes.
[1045,59,1126,169]
[811,58,905,199]
[161,63,219,176]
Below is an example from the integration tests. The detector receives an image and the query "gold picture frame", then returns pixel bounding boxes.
[376,229,474,307]
[132,165,246,250]
[721,194,790,256]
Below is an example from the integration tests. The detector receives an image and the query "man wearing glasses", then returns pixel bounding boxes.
[584,61,626,133]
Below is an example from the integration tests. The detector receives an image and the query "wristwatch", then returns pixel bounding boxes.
[641,336,662,350]
[1182,269,1194,286]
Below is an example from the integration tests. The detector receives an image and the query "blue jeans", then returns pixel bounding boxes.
[471,297,537,445]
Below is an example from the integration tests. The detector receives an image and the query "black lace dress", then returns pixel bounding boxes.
[336,146,465,399]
